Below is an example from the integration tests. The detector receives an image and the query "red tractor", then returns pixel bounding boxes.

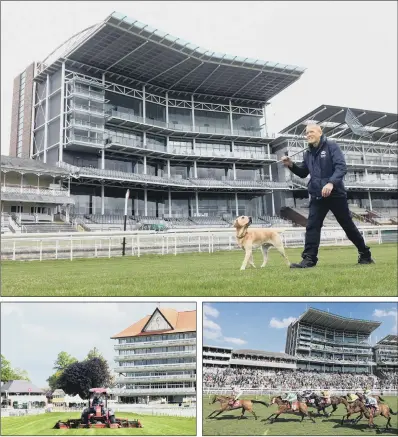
[54,388,143,429]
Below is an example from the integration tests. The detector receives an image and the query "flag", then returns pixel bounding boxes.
[345,108,373,138]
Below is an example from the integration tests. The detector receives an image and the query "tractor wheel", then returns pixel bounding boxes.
[109,415,116,424]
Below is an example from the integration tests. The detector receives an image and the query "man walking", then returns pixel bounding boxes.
[282,124,374,268]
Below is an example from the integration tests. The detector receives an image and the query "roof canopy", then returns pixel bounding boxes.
[36,11,305,103]
[375,334,398,346]
[1,380,44,394]
[111,307,196,338]
[1,155,70,176]
[297,308,381,334]
[233,349,296,360]
[279,105,398,144]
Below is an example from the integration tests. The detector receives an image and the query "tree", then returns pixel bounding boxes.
[53,352,77,371]
[57,357,113,399]
[47,370,63,391]
[86,347,104,361]
[1,355,30,382]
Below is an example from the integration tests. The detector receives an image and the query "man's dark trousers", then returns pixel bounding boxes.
[304,196,369,262]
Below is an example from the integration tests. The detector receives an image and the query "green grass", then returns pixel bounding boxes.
[1,412,195,436]
[202,395,398,435]
[1,244,397,296]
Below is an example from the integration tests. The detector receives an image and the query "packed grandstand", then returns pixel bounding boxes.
[1,11,397,235]
[203,309,398,392]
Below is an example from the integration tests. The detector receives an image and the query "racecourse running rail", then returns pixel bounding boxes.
[1,225,397,261]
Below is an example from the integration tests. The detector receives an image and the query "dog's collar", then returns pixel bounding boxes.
[236,227,248,239]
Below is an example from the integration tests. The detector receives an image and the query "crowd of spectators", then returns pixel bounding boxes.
[203,367,398,390]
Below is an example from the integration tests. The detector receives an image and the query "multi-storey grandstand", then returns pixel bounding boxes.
[203,309,398,393]
[2,11,396,235]
[112,307,196,404]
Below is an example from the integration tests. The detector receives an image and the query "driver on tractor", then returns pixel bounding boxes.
[228,386,243,406]
[82,395,105,425]
[282,392,298,410]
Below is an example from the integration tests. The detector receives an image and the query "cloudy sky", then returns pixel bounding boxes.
[203,302,398,351]
[1,302,196,387]
[1,1,397,155]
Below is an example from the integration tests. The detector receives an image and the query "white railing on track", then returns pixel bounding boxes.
[1,226,396,262]
[203,388,398,396]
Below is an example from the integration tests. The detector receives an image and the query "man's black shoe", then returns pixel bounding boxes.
[290,256,316,269]
[358,252,375,265]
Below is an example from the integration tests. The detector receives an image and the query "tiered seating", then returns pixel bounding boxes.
[164,218,195,228]
[189,217,230,227]
[22,222,77,233]
[189,178,225,187]
[260,216,294,227]
[78,215,140,231]
[1,213,11,234]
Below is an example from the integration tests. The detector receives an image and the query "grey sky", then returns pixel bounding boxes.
[1,1,397,155]
[1,302,196,388]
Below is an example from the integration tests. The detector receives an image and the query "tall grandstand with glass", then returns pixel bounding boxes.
[3,11,397,233]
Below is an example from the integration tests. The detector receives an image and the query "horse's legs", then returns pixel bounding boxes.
[251,409,257,421]
[264,413,275,422]
[300,412,305,422]
[271,413,281,424]
[238,407,245,420]
[386,415,391,429]
[208,408,225,419]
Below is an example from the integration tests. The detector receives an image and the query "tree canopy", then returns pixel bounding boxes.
[1,355,30,382]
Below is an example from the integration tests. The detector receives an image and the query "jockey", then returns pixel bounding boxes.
[364,389,378,413]
[346,393,359,403]
[282,392,298,410]
[321,390,331,405]
[229,386,243,406]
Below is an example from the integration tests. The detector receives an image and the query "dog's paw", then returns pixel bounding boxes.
[240,267,246,271]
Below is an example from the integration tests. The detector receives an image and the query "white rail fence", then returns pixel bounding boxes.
[1,226,397,261]
[204,389,398,397]
[1,408,46,417]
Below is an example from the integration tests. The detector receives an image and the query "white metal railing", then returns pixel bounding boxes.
[115,339,196,349]
[203,388,398,396]
[115,363,196,372]
[112,388,195,395]
[116,375,195,383]
[1,226,396,261]
[115,351,196,361]
[1,185,67,197]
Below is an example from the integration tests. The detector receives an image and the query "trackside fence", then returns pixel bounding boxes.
[1,408,46,417]
[1,226,397,261]
[203,388,398,397]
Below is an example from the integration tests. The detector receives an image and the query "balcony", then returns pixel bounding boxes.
[203,351,232,358]
[229,358,296,369]
[65,134,104,149]
[107,135,276,164]
[114,363,196,373]
[69,119,105,133]
[1,185,68,197]
[115,374,196,383]
[69,87,105,102]
[115,338,196,350]
[106,110,269,141]
[69,103,105,117]
[111,387,196,396]
[203,359,230,365]
[115,351,196,361]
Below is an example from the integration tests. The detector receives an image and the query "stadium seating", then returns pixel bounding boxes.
[1,213,11,234]
[22,222,77,233]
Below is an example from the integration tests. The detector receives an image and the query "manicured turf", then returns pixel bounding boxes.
[1,412,195,436]
[1,244,396,296]
[202,395,398,435]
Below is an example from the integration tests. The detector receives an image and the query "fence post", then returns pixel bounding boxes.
[108,238,111,258]
[55,240,58,259]
[131,237,134,255]
[13,241,16,261]
[137,235,140,258]
[198,236,201,252]
[378,229,382,244]
[40,240,43,261]
[174,234,177,256]
[70,239,73,261]
[162,236,165,255]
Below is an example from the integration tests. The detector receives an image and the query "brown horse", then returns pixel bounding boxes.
[207,395,269,420]
[340,397,368,425]
[264,396,316,424]
[352,400,397,430]
[355,392,385,404]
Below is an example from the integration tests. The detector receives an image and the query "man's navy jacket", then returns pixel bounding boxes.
[290,135,347,199]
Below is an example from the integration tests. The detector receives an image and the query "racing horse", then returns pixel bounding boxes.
[301,393,341,417]
[351,399,397,430]
[207,395,269,420]
[355,392,385,404]
[264,396,316,424]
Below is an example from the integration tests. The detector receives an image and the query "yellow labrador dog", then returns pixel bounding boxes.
[234,216,290,270]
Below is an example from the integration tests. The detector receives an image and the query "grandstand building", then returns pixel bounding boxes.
[203,345,297,371]
[373,334,398,371]
[8,10,305,230]
[111,307,196,404]
[6,12,397,232]
[203,345,233,367]
[285,308,380,374]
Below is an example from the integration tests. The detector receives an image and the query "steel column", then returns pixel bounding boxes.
[168,189,172,216]
[142,85,146,123]
[44,74,50,163]
[101,183,105,215]
[59,62,65,162]
[235,192,239,216]
[144,189,148,216]
[229,99,234,135]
